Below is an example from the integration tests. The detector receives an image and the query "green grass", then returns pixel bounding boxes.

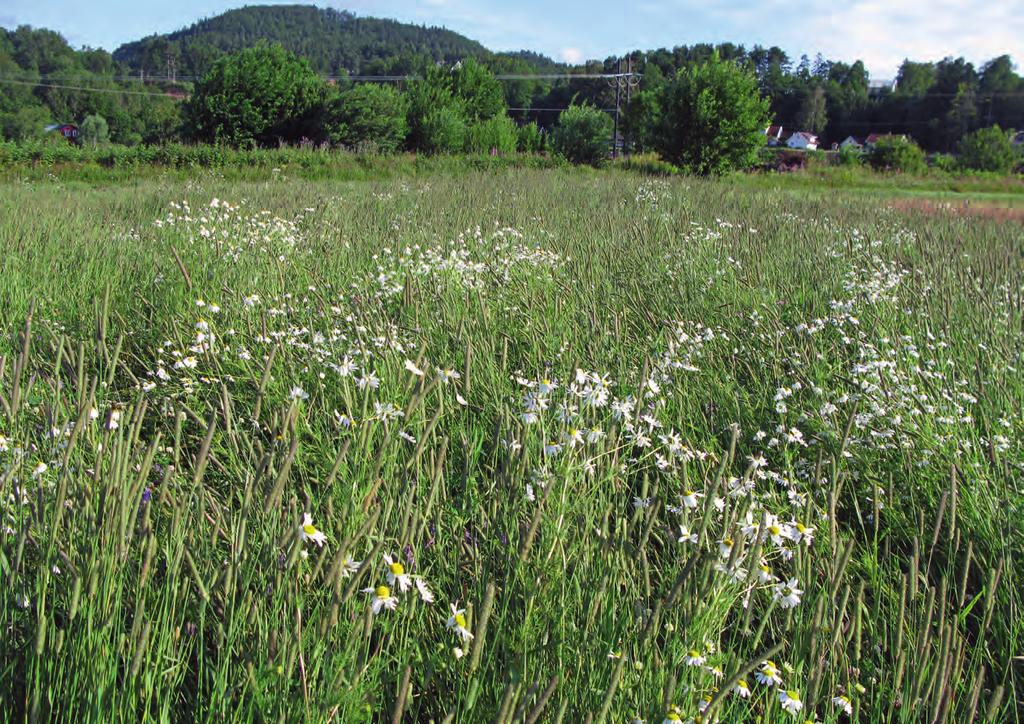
[0,169,1021,722]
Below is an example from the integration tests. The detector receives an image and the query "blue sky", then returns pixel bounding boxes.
[2,0,1021,77]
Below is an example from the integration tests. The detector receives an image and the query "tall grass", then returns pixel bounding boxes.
[0,170,1020,721]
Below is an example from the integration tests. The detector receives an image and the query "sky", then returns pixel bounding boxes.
[2,0,1021,78]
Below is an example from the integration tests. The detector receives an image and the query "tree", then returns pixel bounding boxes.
[957,125,1018,173]
[0,105,52,141]
[795,85,828,135]
[449,59,505,122]
[79,114,109,147]
[655,53,771,175]
[552,104,612,166]
[185,43,329,147]
[327,83,407,152]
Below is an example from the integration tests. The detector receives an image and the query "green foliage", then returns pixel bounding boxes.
[552,104,612,166]
[516,121,544,153]
[327,83,408,153]
[930,153,958,173]
[79,114,109,148]
[185,43,329,147]
[957,125,1019,174]
[867,136,927,174]
[417,106,467,154]
[0,105,52,141]
[448,59,505,122]
[655,53,771,175]
[837,144,863,167]
[465,115,518,154]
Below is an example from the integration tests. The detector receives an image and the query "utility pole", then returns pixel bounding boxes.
[607,59,641,158]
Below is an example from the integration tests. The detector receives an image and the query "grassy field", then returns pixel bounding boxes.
[0,168,1021,722]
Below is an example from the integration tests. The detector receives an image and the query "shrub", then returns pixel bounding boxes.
[867,136,926,174]
[552,104,612,166]
[327,84,407,153]
[516,122,544,153]
[418,106,467,154]
[837,145,863,167]
[957,126,1018,174]
[79,114,109,148]
[930,153,957,173]
[655,53,771,175]
[465,116,518,154]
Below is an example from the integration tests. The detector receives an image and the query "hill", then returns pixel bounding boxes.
[112,4,499,77]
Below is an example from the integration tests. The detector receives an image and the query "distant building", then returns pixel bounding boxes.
[867,79,898,97]
[45,123,79,142]
[839,136,865,150]
[764,125,784,146]
[786,131,819,150]
[1012,130,1024,147]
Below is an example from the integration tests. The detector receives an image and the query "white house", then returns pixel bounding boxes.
[786,131,819,150]
[1012,130,1024,147]
[839,136,864,150]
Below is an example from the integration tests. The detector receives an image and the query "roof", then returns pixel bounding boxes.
[765,125,783,138]
[791,131,818,141]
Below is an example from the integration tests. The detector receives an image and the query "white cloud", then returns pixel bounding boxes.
[807,0,1023,76]
[561,47,584,63]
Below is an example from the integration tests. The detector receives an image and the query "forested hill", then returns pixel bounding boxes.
[112,5,501,77]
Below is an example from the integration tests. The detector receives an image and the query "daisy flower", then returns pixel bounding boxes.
[755,660,783,687]
[341,555,362,577]
[684,649,706,666]
[363,584,398,614]
[680,490,703,508]
[778,689,803,715]
[678,525,697,544]
[662,706,684,723]
[734,679,751,698]
[446,604,474,641]
[384,553,412,592]
[414,577,435,603]
[773,578,803,608]
[788,521,815,546]
[832,695,853,716]
[300,513,327,547]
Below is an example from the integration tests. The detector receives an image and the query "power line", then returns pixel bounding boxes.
[0,72,639,83]
[0,77,177,97]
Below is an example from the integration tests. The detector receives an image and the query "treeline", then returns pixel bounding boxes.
[2,4,1023,158]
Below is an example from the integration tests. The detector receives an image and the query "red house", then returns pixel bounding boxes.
[45,123,80,142]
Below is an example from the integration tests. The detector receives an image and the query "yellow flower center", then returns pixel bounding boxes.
[737,679,748,689]
[303,524,318,536]
[389,562,405,576]
[454,613,468,628]
[666,714,681,722]
[375,585,391,599]
[723,538,733,546]
[769,525,781,535]
[688,649,701,657]
[786,690,801,701]
[796,523,807,533]
[684,490,695,497]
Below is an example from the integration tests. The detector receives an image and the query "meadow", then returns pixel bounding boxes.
[0,168,1021,722]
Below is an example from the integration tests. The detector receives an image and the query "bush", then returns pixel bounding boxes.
[655,53,771,175]
[867,136,927,174]
[418,106,467,154]
[327,84,407,153]
[185,43,329,147]
[837,145,863,167]
[930,153,958,173]
[957,126,1018,174]
[552,104,612,166]
[465,116,518,154]
[516,122,544,153]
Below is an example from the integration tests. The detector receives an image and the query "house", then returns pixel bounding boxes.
[839,136,865,150]
[764,125,784,146]
[867,79,898,97]
[864,133,907,148]
[44,123,79,142]
[1012,130,1024,147]
[786,131,819,150]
